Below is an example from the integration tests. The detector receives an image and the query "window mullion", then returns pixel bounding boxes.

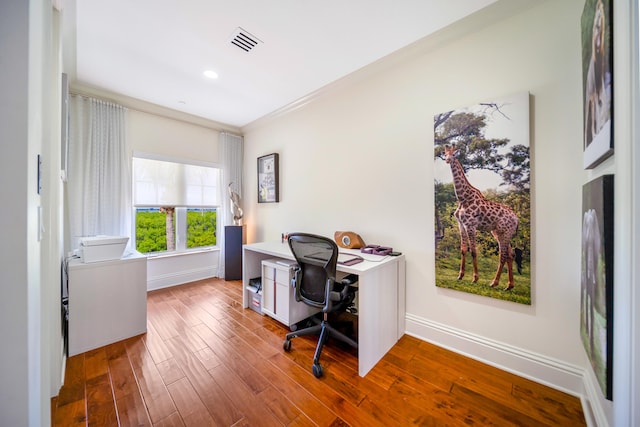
[176,207,187,251]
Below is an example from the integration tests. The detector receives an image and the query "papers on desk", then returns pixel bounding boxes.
[337,252,364,266]
[304,251,365,265]
[275,259,297,267]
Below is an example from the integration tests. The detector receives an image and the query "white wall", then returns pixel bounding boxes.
[0,2,32,424]
[243,0,591,408]
[46,6,65,401]
[1,0,61,425]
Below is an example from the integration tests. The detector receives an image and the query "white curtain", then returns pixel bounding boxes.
[218,132,244,278]
[67,95,131,251]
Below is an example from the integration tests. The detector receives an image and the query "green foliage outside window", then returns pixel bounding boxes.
[136,209,169,253]
[136,208,217,253]
[186,209,217,248]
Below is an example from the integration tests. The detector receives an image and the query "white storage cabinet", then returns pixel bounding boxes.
[68,252,147,356]
[261,259,320,328]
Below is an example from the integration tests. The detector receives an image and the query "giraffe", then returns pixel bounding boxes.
[443,145,519,290]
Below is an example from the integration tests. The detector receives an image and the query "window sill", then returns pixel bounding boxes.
[145,247,219,260]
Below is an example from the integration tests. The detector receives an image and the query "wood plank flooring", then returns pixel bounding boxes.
[51,278,586,426]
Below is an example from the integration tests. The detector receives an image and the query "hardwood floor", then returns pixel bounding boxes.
[51,278,586,426]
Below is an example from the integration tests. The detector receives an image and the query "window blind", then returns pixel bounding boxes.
[133,157,220,207]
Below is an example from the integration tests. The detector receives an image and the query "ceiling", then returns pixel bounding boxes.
[63,0,499,128]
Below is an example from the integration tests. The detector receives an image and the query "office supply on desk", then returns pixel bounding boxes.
[361,244,393,256]
[338,252,364,265]
[307,251,363,266]
[78,235,129,263]
[283,233,359,378]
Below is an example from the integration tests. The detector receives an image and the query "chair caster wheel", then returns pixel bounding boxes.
[312,363,323,378]
[283,340,292,352]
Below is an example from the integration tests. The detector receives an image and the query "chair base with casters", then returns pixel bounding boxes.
[283,275,358,378]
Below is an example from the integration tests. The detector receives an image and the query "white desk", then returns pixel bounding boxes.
[68,252,147,356]
[243,241,406,377]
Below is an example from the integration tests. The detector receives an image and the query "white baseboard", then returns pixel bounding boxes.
[581,362,612,427]
[147,266,218,291]
[405,313,585,397]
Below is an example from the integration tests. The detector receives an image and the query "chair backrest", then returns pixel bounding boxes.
[287,233,338,311]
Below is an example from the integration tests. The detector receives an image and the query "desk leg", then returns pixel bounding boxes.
[357,262,400,377]
[397,259,406,339]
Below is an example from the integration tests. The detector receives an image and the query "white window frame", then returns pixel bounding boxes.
[132,152,222,255]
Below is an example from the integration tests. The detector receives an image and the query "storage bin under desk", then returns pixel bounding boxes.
[67,252,147,356]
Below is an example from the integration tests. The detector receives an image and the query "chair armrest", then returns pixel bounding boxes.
[291,267,302,302]
[340,274,358,286]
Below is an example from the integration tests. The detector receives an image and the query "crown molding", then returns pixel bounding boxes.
[70,82,242,134]
[242,0,539,133]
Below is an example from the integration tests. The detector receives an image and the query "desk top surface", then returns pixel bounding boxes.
[68,250,146,269]
[243,241,403,274]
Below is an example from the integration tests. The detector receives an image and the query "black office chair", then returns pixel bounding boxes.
[283,233,358,378]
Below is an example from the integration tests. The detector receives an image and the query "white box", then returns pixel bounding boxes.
[80,235,129,263]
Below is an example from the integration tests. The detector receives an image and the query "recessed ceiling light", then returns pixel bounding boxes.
[203,70,218,79]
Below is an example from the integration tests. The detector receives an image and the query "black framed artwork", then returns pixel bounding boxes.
[257,153,279,203]
[581,174,614,400]
[581,0,613,169]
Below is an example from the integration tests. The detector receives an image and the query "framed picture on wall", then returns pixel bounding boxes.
[581,0,613,169]
[433,92,531,305]
[580,174,614,400]
[257,153,279,203]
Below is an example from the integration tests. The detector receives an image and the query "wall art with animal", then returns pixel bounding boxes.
[581,0,613,169]
[433,92,531,305]
[581,174,614,400]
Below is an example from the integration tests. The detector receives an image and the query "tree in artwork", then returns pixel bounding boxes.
[433,93,531,304]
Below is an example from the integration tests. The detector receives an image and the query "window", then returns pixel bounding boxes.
[133,156,221,254]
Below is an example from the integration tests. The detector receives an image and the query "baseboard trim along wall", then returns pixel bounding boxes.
[581,363,610,427]
[146,266,218,291]
[405,313,585,398]
[145,249,220,291]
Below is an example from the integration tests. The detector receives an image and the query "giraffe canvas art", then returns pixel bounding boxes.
[434,92,531,304]
[444,146,519,290]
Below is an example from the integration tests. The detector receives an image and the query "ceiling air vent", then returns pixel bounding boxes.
[229,27,262,52]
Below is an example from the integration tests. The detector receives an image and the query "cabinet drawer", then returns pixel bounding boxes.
[275,281,290,322]
[275,268,291,286]
[263,264,276,280]
[262,260,293,284]
[260,258,316,327]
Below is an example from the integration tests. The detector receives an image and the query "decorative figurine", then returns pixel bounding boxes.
[228,183,243,225]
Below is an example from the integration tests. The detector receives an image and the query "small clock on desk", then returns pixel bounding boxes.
[334,231,365,249]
